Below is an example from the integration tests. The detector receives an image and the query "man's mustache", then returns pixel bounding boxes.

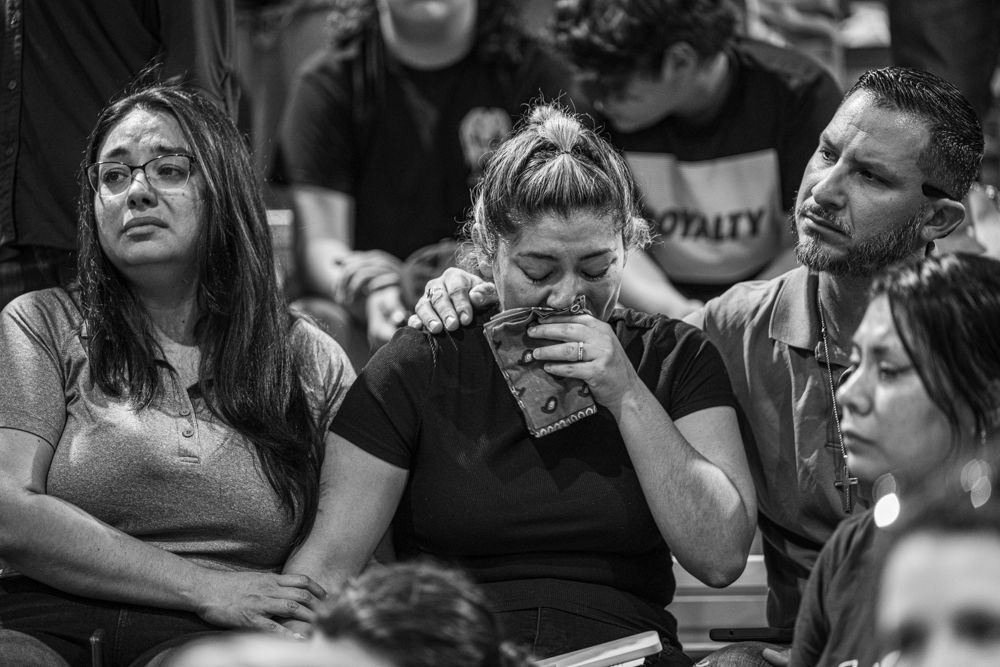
[797,203,851,236]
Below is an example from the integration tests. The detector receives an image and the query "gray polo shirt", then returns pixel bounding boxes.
[690,266,859,628]
[0,288,355,572]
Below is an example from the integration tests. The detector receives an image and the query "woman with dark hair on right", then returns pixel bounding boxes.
[785,253,1000,667]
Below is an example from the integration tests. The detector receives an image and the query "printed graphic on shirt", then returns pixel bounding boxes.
[627,149,785,284]
[460,107,511,184]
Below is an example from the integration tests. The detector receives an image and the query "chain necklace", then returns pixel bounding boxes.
[818,296,857,514]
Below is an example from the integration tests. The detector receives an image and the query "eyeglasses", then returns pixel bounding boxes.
[86,154,196,198]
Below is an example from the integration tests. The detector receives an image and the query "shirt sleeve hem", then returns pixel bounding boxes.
[0,419,58,450]
[330,420,412,470]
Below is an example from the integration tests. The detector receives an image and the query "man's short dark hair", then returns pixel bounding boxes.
[552,0,738,97]
[847,67,984,201]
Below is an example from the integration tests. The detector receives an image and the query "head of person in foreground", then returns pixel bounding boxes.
[165,561,533,667]
[877,471,1000,667]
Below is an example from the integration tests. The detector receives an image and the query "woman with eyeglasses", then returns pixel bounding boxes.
[0,83,356,666]
[786,253,1000,667]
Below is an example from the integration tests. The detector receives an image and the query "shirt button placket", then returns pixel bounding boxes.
[177,400,199,460]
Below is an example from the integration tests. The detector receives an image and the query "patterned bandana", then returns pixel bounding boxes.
[484,295,598,437]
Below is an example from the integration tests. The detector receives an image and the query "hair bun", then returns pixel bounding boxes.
[527,104,580,154]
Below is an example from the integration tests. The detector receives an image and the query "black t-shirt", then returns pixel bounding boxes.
[331,308,740,610]
[276,35,579,260]
[790,509,886,667]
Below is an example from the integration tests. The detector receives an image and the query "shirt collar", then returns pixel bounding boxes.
[770,267,852,367]
[769,267,820,352]
[77,320,213,381]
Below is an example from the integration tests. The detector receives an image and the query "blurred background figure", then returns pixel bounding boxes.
[0,0,238,310]
[887,0,999,125]
[550,0,842,316]
[273,0,580,364]
[740,0,847,84]
[789,253,1000,667]
[234,0,339,194]
[877,464,1000,667]
[886,0,1000,257]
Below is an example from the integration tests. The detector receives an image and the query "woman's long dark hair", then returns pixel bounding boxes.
[77,83,329,541]
[873,253,1000,446]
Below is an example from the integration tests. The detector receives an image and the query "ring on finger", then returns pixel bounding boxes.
[577,341,584,362]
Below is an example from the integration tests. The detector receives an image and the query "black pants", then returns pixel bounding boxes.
[0,576,219,667]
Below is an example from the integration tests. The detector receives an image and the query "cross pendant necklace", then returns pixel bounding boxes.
[818,296,857,514]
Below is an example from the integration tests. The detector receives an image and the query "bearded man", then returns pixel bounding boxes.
[685,66,981,637]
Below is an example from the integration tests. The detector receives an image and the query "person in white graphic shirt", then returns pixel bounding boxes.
[550,0,843,316]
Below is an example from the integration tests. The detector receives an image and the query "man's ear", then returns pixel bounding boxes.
[920,198,967,243]
[661,42,699,78]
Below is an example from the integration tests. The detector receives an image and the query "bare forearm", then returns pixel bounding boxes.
[282,531,369,596]
[304,239,351,299]
[614,388,755,585]
[0,493,208,611]
[619,253,701,318]
[292,186,354,299]
[283,439,408,594]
